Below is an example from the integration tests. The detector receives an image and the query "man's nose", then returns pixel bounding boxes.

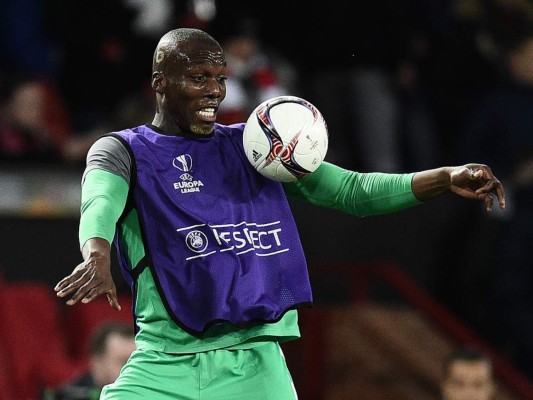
[206,78,222,97]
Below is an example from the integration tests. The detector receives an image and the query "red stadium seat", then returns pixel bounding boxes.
[0,343,15,400]
[0,281,82,399]
[0,276,16,400]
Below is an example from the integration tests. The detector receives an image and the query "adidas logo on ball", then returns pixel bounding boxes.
[252,150,262,162]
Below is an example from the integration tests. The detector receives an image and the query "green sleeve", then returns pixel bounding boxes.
[79,169,129,250]
[282,161,422,217]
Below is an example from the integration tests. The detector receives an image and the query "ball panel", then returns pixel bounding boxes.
[274,162,298,182]
[291,150,323,172]
[268,102,315,143]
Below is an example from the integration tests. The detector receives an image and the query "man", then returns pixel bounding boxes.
[53,321,135,400]
[55,28,505,400]
[441,347,495,400]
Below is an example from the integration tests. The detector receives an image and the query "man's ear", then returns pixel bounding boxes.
[152,72,166,94]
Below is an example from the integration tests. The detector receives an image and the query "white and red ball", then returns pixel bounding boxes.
[243,96,329,182]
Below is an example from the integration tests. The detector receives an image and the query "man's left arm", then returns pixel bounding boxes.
[282,162,420,217]
[283,162,505,215]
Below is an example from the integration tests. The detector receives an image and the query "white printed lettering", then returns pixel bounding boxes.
[268,228,282,246]
[257,231,271,249]
[232,231,247,248]
[180,221,287,259]
[249,230,260,249]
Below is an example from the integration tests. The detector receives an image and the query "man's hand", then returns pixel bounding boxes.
[412,163,506,212]
[54,238,121,311]
[449,163,506,212]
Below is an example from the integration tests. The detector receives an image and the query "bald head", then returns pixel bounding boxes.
[152,28,224,74]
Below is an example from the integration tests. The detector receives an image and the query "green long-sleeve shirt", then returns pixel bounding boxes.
[80,161,420,352]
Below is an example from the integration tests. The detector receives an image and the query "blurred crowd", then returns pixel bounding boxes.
[1,0,533,384]
[0,0,298,165]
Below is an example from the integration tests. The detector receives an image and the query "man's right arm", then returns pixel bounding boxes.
[79,135,131,249]
[79,169,129,250]
[55,136,130,310]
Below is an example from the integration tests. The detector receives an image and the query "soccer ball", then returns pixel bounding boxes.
[242,96,329,182]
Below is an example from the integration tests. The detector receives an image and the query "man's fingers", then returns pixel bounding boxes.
[55,264,87,292]
[54,278,71,292]
[471,169,483,179]
[475,181,495,195]
[475,179,506,210]
[55,273,83,292]
[56,273,92,298]
[62,273,99,304]
[456,164,506,212]
[496,186,506,209]
[107,292,122,312]
[57,282,81,298]
[489,180,506,209]
[484,194,494,212]
[65,284,96,305]
[62,280,120,311]
[80,285,104,304]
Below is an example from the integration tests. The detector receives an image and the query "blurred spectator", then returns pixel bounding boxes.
[0,71,153,165]
[61,81,157,165]
[178,0,217,32]
[441,347,495,400]
[304,1,441,172]
[459,25,533,378]
[39,0,182,163]
[347,1,414,172]
[48,321,135,400]
[123,0,176,39]
[0,73,71,163]
[217,18,297,125]
[351,47,440,173]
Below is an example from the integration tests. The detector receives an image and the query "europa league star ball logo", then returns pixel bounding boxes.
[185,230,208,253]
[173,154,193,172]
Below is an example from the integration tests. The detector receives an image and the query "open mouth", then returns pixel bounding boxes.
[197,107,217,121]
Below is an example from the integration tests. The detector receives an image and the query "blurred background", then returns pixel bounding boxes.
[1,0,533,399]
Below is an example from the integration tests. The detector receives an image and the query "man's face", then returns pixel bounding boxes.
[163,42,227,135]
[91,333,136,387]
[442,360,495,400]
